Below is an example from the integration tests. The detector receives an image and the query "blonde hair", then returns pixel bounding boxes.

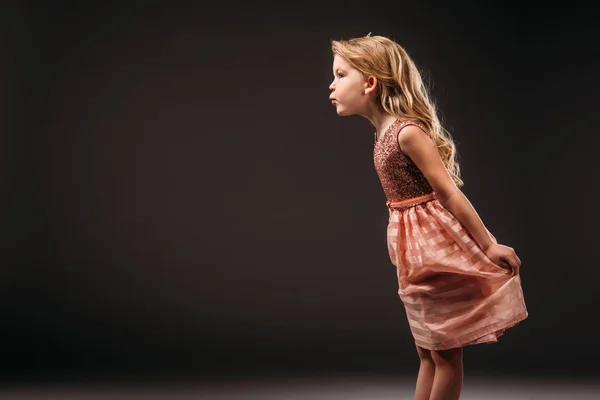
[331,35,464,187]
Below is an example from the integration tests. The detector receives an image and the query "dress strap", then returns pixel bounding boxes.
[398,120,428,133]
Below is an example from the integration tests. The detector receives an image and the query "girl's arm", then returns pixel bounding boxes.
[397,126,494,251]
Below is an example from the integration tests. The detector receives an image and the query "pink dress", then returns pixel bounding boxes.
[373,119,528,350]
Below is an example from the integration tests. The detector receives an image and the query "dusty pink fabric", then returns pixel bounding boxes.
[387,192,528,350]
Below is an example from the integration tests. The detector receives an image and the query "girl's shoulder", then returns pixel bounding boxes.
[399,119,427,131]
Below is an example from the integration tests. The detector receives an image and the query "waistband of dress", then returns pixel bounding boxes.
[386,192,437,211]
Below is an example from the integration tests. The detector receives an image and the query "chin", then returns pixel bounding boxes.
[335,107,352,116]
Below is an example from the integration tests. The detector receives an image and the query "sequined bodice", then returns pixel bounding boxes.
[373,119,434,202]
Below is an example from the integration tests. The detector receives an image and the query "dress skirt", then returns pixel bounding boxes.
[386,192,528,350]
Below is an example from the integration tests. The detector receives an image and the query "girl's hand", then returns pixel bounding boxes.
[484,243,521,275]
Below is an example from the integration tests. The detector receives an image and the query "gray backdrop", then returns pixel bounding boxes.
[2,0,598,382]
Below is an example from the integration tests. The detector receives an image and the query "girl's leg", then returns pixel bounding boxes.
[429,346,464,400]
[414,344,436,400]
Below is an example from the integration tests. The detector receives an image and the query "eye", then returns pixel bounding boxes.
[337,73,344,77]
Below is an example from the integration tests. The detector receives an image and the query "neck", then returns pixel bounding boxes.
[364,108,400,141]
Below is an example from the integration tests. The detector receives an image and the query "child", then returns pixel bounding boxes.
[329,34,528,400]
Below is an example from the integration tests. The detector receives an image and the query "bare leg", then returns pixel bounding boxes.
[414,344,435,400]
[429,346,463,400]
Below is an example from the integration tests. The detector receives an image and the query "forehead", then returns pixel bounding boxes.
[332,55,351,71]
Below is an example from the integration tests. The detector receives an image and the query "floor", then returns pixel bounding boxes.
[2,374,599,399]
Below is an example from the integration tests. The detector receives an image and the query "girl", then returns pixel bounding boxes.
[328,34,528,400]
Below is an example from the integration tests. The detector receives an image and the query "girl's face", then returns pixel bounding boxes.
[329,55,371,116]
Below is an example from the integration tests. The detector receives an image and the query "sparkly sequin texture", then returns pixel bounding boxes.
[373,119,434,202]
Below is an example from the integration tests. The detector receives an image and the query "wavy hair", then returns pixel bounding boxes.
[331,35,464,187]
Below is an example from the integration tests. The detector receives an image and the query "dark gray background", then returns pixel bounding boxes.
[2,0,598,383]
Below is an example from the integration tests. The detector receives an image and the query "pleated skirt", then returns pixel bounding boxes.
[386,192,528,350]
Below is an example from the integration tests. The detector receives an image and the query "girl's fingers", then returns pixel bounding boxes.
[511,256,520,274]
[499,257,511,270]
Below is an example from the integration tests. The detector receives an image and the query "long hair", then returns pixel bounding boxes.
[331,35,464,187]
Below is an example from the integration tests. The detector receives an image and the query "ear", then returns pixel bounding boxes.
[364,75,378,96]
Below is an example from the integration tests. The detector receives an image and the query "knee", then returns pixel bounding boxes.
[431,346,463,366]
